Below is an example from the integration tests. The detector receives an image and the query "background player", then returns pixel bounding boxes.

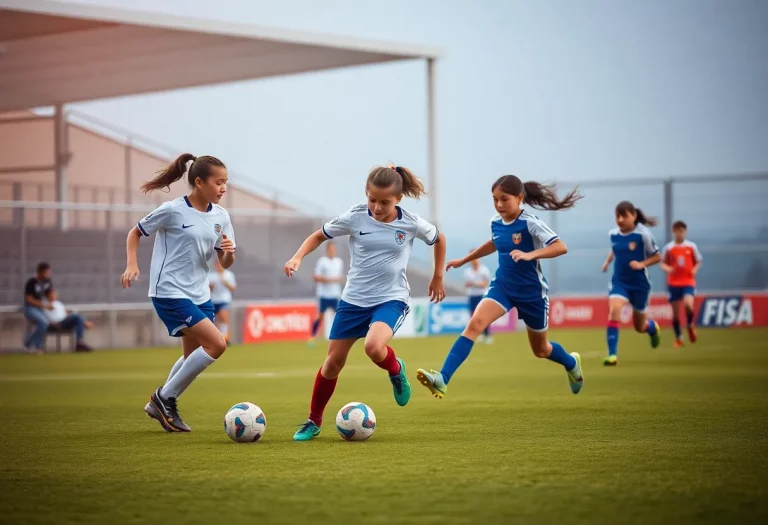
[600,201,661,366]
[121,153,236,432]
[285,165,446,441]
[416,175,584,398]
[209,258,237,345]
[308,242,344,346]
[661,220,702,347]
[464,256,492,343]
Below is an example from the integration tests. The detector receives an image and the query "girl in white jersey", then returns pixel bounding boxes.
[120,153,236,433]
[209,258,237,345]
[285,165,447,442]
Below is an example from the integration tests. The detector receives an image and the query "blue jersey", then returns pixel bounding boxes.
[490,210,559,301]
[609,224,659,291]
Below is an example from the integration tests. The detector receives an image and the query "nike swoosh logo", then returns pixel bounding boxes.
[182,224,193,229]
[359,231,373,236]
[492,235,500,240]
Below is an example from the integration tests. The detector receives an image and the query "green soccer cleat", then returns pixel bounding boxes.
[416,368,447,399]
[567,352,584,394]
[649,320,661,349]
[293,420,321,441]
[603,355,618,366]
[389,358,411,406]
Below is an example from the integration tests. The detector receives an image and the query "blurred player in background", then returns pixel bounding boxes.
[464,256,492,343]
[209,258,236,345]
[661,220,702,347]
[308,242,344,346]
[417,175,584,399]
[600,201,661,366]
[285,164,446,441]
[121,153,236,433]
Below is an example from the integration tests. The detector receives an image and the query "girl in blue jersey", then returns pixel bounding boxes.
[285,165,446,441]
[417,175,585,398]
[120,153,236,432]
[600,201,661,365]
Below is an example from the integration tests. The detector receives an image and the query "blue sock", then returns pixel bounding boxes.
[440,336,475,384]
[547,342,576,371]
[607,321,619,356]
[646,319,657,336]
[672,319,682,340]
[311,318,321,337]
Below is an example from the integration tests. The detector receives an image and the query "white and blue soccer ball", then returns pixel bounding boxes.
[224,402,266,443]
[335,402,376,441]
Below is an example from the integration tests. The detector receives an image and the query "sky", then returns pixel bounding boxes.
[69,0,768,267]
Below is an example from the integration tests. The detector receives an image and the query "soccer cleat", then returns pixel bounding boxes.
[567,352,584,394]
[673,340,684,348]
[648,320,661,349]
[149,387,191,432]
[603,355,618,366]
[416,368,447,399]
[688,325,697,343]
[484,335,494,345]
[389,358,411,406]
[293,420,321,441]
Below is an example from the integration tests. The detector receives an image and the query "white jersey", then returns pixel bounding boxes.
[138,196,236,304]
[314,256,345,299]
[321,204,438,308]
[464,265,491,297]
[209,269,236,304]
[44,300,68,324]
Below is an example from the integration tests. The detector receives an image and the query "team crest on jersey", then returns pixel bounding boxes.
[395,230,406,245]
[512,233,522,245]
[628,242,636,251]
[214,223,222,235]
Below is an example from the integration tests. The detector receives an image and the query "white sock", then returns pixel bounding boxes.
[165,355,186,384]
[160,347,216,399]
[219,323,229,338]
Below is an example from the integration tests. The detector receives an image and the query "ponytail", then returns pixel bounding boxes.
[491,175,582,211]
[367,165,427,200]
[141,153,226,194]
[615,201,658,226]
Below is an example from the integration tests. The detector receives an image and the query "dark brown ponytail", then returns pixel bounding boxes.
[492,175,582,211]
[141,153,225,194]
[366,165,427,200]
[615,200,658,226]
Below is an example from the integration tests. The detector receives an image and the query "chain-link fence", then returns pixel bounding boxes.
[538,173,768,294]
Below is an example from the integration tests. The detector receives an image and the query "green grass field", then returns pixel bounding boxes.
[1,328,767,525]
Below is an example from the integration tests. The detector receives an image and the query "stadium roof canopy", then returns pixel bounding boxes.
[0,0,441,112]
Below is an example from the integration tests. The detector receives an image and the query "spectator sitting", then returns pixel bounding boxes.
[23,262,93,353]
[43,290,94,352]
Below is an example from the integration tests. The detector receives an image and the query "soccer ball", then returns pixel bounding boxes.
[224,402,266,443]
[335,402,376,441]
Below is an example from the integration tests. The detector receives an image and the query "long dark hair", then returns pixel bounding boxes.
[492,175,582,211]
[367,165,427,200]
[615,200,658,226]
[141,153,225,194]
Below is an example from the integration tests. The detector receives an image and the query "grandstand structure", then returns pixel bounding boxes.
[0,0,448,350]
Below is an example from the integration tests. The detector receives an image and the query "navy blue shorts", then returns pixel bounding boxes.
[468,295,484,314]
[152,297,215,337]
[329,299,409,340]
[213,302,230,315]
[318,297,340,313]
[609,284,650,312]
[668,285,695,302]
[484,283,549,332]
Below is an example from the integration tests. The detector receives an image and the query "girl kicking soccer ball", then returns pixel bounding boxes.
[285,165,446,441]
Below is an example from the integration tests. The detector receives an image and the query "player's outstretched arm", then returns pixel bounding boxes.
[120,227,142,289]
[285,230,326,277]
[428,232,447,303]
[601,251,614,272]
[447,240,497,271]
